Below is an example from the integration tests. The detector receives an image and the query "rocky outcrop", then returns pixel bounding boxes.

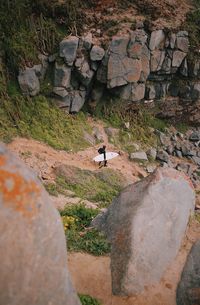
[92,168,195,295]
[176,240,200,305]
[18,67,40,96]
[17,28,200,123]
[0,144,81,305]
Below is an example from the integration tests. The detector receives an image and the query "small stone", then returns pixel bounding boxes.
[146,148,157,161]
[156,150,169,163]
[90,45,105,61]
[130,151,148,161]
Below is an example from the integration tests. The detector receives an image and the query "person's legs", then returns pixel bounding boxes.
[104,160,107,167]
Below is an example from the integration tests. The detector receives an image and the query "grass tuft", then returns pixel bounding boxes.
[79,294,102,305]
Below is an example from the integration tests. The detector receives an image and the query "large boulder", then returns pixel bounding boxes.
[149,30,165,51]
[54,63,71,88]
[18,68,40,96]
[172,51,187,68]
[70,90,86,113]
[150,50,165,72]
[90,45,105,61]
[93,168,195,295]
[176,240,200,305]
[75,57,94,87]
[0,144,81,305]
[131,83,145,101]
[175,31,189,53]
[59,36,79,66]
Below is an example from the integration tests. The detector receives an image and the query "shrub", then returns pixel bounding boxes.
[60,204,110,256]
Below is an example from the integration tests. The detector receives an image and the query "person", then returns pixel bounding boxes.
[98,145,107,168]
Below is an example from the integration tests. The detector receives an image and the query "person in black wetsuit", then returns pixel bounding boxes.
[98,145,107,168]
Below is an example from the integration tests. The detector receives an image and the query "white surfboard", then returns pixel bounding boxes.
[93,152,119,162]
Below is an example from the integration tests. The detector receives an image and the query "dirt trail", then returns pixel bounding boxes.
[69,221,200,305]
[8,121,146,185]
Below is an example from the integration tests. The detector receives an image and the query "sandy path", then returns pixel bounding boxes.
[7,123,146,185]
[69,220,200,305]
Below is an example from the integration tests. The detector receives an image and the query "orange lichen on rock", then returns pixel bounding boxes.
[0,155,6,167]
[0,168,41,218]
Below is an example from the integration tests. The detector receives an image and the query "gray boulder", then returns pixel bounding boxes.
[96,51,109,84]
[0,144,81,305]
[176,31,189,53]
[75,58,94,87]
[189,132,200,142]
[70,90,86,113]
[93,168,195,295]
[131,83,145,101]
[107,35,142,88]
[177,240,200,305]
[149,30,165,51]
[150,50,165,72]
[145,84,156,99]
[54,63,71,88]
[146,148,157,160]
[90,45,105,61]
[172,51,187,68]
[156,150,170,163]
[105,127,120,138]
[59,36,79,66]
[130,151,148,161]
[169,33,176,49]
[18,68,40,96]
[109,36,129,55]
[53,87,69,98]
[107,55,141,88]
[82,33,93,50]
[192,156,200,166]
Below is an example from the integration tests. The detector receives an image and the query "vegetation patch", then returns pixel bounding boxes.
[94,97,167,149]
[184,3,200,60]
[48,165,125,207]
[0,94,92,151]
[79,294,102,305]
[195,212,200,223]
[60,204,110,256]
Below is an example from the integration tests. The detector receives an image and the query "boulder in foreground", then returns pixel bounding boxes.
[0,144,80,305]
[93,168,195,295]
[177,239,200,305]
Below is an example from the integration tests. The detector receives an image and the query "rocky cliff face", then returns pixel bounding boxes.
[18,23,200,124]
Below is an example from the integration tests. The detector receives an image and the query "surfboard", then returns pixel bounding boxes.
[93,152,119,162]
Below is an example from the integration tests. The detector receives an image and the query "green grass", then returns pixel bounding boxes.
[94,97,168,150]
[46,165,124,206]
[79,294,102,305]
[60,204,110,256]
[0,95,92,151]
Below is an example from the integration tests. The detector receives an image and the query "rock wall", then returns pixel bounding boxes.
[18,25,200,124]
